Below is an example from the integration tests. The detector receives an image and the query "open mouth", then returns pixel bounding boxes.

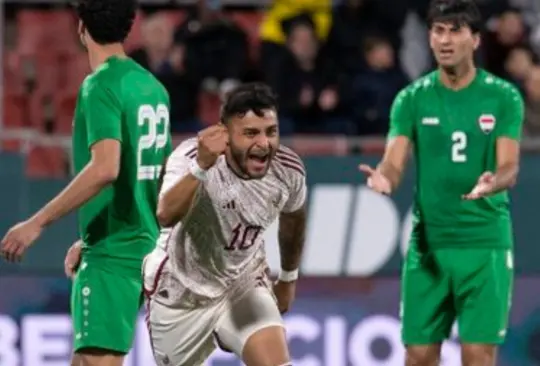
[440,49,454,57]
[247,153,270,169]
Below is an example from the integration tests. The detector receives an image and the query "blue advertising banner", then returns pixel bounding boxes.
[1,277,540,366]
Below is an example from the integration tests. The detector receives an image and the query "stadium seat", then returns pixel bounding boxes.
[3,93,28,129]
[32,53,63,94]
[59,53,90,92]
[3,52,26,94]
[54,92,78,134]
[26,146,68,178]
[16,10,78,55]
[2,94,29,151]
[198,92,221,126]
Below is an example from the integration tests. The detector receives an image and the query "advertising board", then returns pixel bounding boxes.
[1,277,540,366]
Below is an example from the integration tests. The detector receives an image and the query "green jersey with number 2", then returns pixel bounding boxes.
[389,69,524,249]
[72,56,171,274]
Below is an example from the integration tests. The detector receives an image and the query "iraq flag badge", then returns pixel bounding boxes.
[478,114,496,134]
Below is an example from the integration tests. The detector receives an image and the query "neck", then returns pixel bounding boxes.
[439,61,476,90]
[88,43,126,71]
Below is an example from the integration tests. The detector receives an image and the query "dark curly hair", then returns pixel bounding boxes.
[220,83,279,124]
[75,0,137,45]
[428,0,482,34]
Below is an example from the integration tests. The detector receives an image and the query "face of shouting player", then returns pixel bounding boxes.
[227,109,279,179]
[429,21,479,69]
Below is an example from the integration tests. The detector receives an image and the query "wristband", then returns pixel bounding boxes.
[278,269,299,282]
[189,160,208,181]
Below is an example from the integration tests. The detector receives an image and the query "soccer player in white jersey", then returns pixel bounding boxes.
[143,82,307,366]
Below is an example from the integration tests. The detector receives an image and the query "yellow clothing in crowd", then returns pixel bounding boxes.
[259,0,333,43]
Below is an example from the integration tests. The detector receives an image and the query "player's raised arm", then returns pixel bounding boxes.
[359,89,413,194]
[1,84,122,262]
[157,125,228,227]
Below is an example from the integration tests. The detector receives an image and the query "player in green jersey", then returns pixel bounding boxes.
[1,0,171,365]
[359,1,524,365]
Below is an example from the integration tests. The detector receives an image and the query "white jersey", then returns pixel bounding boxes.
[157,138,307,302]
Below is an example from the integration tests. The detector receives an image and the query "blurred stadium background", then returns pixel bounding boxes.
[2,0,540,365]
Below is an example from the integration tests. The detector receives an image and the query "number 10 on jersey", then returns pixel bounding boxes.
[451,131,467,163]
[138,104,170,180]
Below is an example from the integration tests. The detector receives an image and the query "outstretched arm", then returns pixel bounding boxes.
[491,137,520,193]
[376,136,411,191]
[32,140,120,227]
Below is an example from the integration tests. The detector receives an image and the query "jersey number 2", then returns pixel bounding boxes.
[451,131,467,163]
[138,104,170,180]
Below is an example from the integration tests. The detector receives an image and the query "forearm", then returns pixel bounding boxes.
[278,208,307,271]
[31,164,114,227]
[493,163,519,193]
[377,161,403,191]
[156,174,200,227]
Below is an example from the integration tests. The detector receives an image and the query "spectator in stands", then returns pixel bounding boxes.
[504,46,536,90]
[173,0,249,98]
[267,14,350,135]
[482,8,530,79]
[524,66,540,136]
[347,36,409,135]
[130,12,203,133]
[258,0,332,76]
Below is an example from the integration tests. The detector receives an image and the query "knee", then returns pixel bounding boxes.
[461,344,497,366]
[406,345,441,366]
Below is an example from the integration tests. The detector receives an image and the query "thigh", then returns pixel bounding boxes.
[215,286,285,359]
[401,241,455,345]
[452,249,514,344]
[71,265,141,354]
[147,299,217,366]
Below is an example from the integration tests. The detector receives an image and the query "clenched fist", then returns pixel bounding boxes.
[197,125,228,170]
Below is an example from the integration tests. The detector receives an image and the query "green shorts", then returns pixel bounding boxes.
[401,243,513,345]
[71,260,143,353]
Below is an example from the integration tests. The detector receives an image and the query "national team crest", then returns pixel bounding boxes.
[478,114,496,134]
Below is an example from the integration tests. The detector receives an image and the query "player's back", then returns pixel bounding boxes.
[73,56,171,274]
[390,69,524,247]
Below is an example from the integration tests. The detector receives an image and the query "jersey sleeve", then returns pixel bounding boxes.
[496,84,524,141]
[282,173,307,213]
[277,147,307,213]
[83,81,123,148]
[387,88,415,140]
[159,139,197,197]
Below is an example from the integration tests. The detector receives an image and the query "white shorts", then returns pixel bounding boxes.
[143,251,284,366]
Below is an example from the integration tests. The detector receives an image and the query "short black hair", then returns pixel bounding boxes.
[220,83,278,123]
[427,0,482,34]
[75,0,137,45]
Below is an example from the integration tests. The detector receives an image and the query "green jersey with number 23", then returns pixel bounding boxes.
[389,69,524,249]
[72,56,172,273]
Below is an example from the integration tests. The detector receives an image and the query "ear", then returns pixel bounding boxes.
[473,33,481,50]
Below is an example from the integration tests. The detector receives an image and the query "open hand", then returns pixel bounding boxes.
[462,172,496,200]
[1,218,43,262]
[358,164,392,194]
